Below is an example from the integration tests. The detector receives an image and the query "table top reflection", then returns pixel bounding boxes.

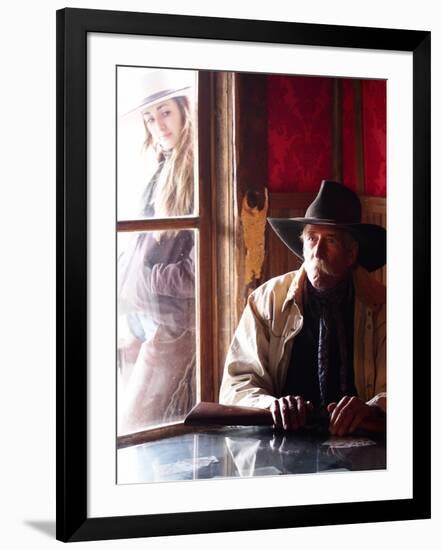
[117,425,386,484]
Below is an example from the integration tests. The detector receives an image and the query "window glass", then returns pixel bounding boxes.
[117,229,198,434]
[117,67,198,220]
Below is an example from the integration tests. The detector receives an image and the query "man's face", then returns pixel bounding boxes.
[302,224,357,290]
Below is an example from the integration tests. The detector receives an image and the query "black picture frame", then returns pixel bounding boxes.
[56,7,431,542]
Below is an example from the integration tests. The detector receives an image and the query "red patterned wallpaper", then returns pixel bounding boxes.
[342,79,357,193]
[267,75,333,193]
[362,80,387,197]
[267,75,386,197]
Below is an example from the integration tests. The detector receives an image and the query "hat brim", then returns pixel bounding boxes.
[124,86,191,116]
[268,217,386,272]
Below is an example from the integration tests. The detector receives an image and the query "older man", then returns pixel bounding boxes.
[219,180,386,435]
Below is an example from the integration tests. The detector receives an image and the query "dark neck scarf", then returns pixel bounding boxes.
[304,275,354,408]
[141,159,166,217]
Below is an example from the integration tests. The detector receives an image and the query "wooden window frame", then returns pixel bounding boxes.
[117,71,222,446]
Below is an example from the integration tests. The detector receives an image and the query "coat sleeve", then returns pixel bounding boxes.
[119,258,195,330]
[150,245,195,299]
[367,302,387,413]
[219,292,277,409]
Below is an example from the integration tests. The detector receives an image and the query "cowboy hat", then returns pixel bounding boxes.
[268,180,386,272]
[118,67,195,116]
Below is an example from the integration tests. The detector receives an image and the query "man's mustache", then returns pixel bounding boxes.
[308,258,337,276]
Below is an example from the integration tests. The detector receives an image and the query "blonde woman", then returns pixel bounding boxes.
[118,70,196,433]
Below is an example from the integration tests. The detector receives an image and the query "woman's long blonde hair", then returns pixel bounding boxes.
[143,96,194,230]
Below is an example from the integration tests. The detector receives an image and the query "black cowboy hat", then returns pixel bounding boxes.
[268,180,386,272]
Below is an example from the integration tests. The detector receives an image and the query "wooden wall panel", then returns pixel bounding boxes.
[235,73,269,314]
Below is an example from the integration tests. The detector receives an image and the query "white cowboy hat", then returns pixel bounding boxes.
[118,67,195,116]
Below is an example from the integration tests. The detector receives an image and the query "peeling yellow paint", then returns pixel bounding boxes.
[240,188,269,285]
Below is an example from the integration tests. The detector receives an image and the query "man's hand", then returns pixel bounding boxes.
[327,396,384,436]
[270,395,314,431]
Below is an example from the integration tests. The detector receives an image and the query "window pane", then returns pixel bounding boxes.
[117,229,198,434]
[117,67,198,220]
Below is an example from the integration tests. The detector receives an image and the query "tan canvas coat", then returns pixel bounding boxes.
[219,265,386,413]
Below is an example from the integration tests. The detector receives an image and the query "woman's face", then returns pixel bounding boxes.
[142,98,184,151]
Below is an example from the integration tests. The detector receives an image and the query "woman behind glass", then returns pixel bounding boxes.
[118,69,196,433]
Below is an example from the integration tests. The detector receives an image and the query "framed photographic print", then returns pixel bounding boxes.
[56,7,431,542]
